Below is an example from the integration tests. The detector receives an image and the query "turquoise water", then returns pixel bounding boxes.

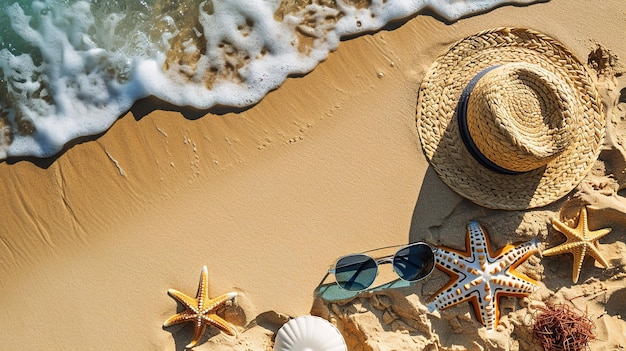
[0,0,540,159]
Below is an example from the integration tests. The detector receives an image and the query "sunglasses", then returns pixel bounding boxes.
[328,242,436,291]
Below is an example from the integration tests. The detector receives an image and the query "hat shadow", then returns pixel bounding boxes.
[408,162,536,248]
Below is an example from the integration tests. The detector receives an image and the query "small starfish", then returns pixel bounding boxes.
[543,206,612,283]
[427,221,539,330]
[164,266,237,348]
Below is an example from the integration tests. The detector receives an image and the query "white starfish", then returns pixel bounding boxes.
[427,221,539,330]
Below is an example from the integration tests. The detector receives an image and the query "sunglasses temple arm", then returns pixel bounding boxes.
[329,261,377,289]
[345,264,372,288]
[317,272,331,286]
[395,256,425,270]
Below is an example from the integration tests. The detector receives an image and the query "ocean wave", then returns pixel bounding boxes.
[0,0,541,159]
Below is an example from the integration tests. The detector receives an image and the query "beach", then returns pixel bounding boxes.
[1,0,626,350]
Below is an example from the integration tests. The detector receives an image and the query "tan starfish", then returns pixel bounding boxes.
[164,266,237,348]
[543,206,612,283]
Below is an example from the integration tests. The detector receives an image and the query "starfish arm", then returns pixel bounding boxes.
[542,241,588,257]
[570,246,586,283]
[551,218,580,241]
[167,289,199,311]
[203,314,237,336]
[470,291,496,329]
[458,222,522,264]
[203,292,237,313]
[467,221,491,259]
[491,273,537,295]
[586,244,610,268]
[497,240,539,267]
[186,323,207,348]
[434,250,473,276]
[588,228,612,241]
[542,242,574,257]
[428,285,477,311]
[428,275,481,311]
[430,283,497,329]
[576,206,590,231]
[163,312,195,327]
[196,266,210,302]
[484,275,536,328]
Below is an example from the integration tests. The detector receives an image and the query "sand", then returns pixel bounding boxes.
[1,0,626,350]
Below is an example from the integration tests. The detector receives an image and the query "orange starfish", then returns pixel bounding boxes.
[164,266,237,348]
[427,221,538,330]
[543,206,612,283]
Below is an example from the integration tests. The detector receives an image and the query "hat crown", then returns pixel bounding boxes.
[466,62,576,173]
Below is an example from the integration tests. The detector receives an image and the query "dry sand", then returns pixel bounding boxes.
[1,0,626,350]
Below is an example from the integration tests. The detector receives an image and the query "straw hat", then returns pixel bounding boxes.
[416,28,605,210]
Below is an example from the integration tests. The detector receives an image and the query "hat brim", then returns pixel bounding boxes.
[416,28,604,210]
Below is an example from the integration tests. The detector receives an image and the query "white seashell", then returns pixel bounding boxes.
[274,315,347,351]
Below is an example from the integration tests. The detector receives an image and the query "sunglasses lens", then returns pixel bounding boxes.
[334,254,377,291]
[393,243,435,282]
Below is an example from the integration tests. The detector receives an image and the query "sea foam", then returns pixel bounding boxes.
[0,0,542,159]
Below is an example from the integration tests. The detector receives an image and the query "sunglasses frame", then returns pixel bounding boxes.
[328,242,437,292]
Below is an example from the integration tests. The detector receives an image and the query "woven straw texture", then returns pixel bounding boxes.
[416,28,604,210]
[467,63,576,172]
